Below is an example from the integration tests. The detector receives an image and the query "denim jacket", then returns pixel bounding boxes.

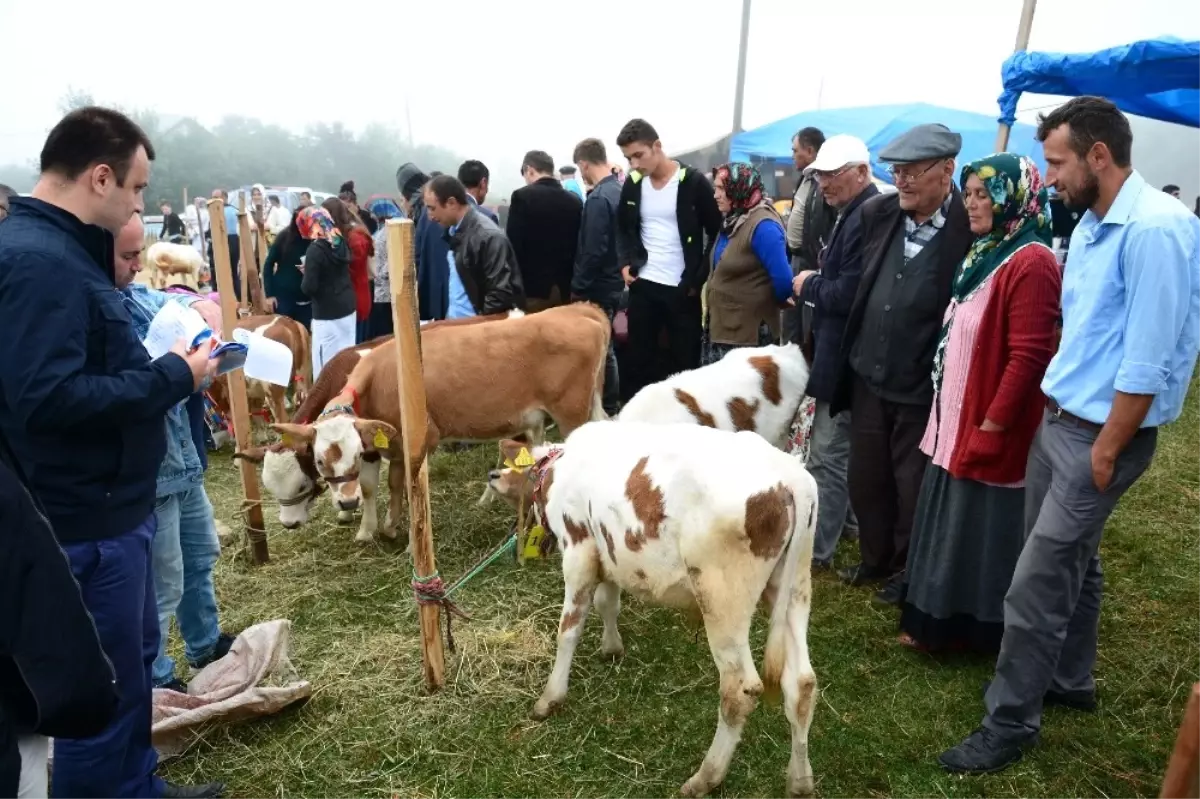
[120,285,207,498]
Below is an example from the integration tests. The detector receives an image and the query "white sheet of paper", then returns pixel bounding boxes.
[143,302,210,359]
[232,328,294,387]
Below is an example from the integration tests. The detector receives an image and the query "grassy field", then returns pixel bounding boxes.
[163,388,1199,798]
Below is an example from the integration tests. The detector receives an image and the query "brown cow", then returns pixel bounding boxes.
[208,314,312,425]
[272,302,611,542]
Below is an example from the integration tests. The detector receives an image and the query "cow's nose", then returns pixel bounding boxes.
[338,498,360,511]
[488,470,501,481]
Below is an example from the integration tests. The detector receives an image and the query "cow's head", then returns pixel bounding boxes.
[271,416,396,513]
[486,438,560,510]
[234,441,325,529]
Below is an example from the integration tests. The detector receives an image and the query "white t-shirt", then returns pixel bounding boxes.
[637,171,686,286]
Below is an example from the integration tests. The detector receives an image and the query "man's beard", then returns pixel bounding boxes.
[1064,169,1100,211]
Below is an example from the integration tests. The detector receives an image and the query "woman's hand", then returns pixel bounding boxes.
[621,266,635,286]
[980,419,1004,432]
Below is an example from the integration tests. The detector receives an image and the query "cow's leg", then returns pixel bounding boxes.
[782,586,817,798]
[354,458,381,543]
[593,580,624,659]
[269,386,287,425]
[532,542,600,720]
[681,577,762,798]
[384,459,407,536]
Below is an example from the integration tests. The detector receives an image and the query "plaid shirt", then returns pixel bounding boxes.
[902,191,953,262]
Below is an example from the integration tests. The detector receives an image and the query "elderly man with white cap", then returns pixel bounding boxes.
[827,123,975,604]
[790,134,879,569]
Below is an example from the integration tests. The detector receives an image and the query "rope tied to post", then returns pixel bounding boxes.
[411,570,472,653]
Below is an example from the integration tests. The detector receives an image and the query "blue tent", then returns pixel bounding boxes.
[730,103,1045,184]
[998,37,1200,128]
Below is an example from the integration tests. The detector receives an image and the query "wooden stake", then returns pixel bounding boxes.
[1161,683,1200,798]
[995,0,1039,152]
[386,218,446,691]
[208,199,270,565]
[236,196,266,315]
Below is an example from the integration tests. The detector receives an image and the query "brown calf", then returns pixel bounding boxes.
[208,314,312,425]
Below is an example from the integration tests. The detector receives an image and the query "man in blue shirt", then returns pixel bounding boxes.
[942,96,1200,774]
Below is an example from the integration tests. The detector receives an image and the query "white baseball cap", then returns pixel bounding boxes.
[807,134,871,173]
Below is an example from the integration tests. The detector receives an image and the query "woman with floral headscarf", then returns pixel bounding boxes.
[298,206,356,379]
[703,162,793,364]
[898,153,1062,654]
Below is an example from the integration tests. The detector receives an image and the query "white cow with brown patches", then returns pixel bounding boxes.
[487,421,819,798]
[619,343,809,449]
[208,314,312,424]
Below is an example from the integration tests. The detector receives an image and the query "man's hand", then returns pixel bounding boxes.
[621,266,635,286]
[169,338,219,391]
[1091,443,1116,492]
[792,270,816,296]
[191,299,223,334]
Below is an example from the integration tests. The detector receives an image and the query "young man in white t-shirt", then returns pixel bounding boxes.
[615,118,722,397]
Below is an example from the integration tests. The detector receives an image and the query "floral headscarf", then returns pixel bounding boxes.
[931,153,1052,392]
[714,162,776,237]
[296,206,344,248]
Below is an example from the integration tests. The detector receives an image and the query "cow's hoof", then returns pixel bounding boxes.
[530,698,562,721]
[379,526,399,541]
[600,641,625,660]
[787,775,815,798]
[679,775,714,798]
[354,531,374,544]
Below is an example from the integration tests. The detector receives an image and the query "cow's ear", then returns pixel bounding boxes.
[270,423,315,447]
[353,418,398,451]
[233,446,268,464]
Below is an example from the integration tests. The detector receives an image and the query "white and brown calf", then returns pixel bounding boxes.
[209,314,312,425]
[619,343,810,449]
[487,421,819,798]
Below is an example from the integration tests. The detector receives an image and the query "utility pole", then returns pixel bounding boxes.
[731,0,752,134]
[995,0,1039,151]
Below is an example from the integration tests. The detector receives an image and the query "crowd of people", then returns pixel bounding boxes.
[0,92,1198,798]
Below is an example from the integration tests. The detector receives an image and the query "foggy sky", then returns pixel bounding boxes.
[1,0,1197,198]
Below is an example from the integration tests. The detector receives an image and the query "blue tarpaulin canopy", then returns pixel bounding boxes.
[730,103,1045,184]
[998,37,1200,128]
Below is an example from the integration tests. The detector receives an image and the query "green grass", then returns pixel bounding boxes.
[164,387,1199,798]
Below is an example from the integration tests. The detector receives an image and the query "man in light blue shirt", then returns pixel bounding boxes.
[446,246,476,320]
[942,97,1200,775]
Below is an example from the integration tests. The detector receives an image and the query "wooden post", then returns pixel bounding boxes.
[208,199,270,565]
[1161,683,1200,798]
[995,0,1039,152]
[236,197,266,315]
[386,217,446,691]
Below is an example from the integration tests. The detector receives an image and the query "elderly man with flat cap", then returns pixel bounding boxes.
[828,123,974,604]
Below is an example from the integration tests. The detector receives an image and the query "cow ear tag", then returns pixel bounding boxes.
[373,430,390,449]
[505,447,535,472]
[280,432,295,448]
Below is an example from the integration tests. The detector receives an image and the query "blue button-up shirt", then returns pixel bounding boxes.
[1042,170,1200,427]
[446,217,477,320]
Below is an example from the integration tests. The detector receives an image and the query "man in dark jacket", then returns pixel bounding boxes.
[506,150,582,312]
[829,123,974,606]
[398,162,453,321]
[425,175,525,315]
[790,134,878,569]
[572,137,624,415]
[615,118,722,396]
[0,106,221,799]
[159,200,187,243]
[458,160,499,224]
[784,126,838,345]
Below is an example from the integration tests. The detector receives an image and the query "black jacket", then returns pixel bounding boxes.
[0,198,195,543]
[831,186,974,415]
[448,208,526,315]
[794,184,879,402]
[0,461,118,796]
[301,237,356,320]
[160,212,187,241]
[616,163,722,291]
[506,177,583,300]
[572,175,623,301]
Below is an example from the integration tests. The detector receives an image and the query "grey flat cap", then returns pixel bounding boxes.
[878,123,963,164]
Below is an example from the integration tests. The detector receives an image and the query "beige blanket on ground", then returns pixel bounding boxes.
[151,619,312,759]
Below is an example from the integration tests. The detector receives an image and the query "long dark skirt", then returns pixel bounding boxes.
[899,464,1025,654]
[701,321,775,366]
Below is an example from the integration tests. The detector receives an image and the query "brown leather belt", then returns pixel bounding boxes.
[1047,398,1104,434]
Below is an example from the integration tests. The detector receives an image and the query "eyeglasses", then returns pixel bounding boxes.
[887,160,944,186]
[813,165,854,182]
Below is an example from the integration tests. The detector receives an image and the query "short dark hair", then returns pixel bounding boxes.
[573,138,607,165]
[793,126,825,151]
[300,191,312,199]
[39,106,155,185]
[268,193,280,203]
[429,170,444,178]
[559,165,577,176]
[521,150,555,176]
[1163,184,1181,194]
[458,160,490,189]
[616,118,659,148]
[1036,96,1132,168]
[338,180,357,203]
[427,175,469,206]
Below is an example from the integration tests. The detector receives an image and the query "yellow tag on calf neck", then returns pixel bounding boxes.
[373,430,390,449]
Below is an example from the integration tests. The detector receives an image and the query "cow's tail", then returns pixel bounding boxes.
[762,467,817,701]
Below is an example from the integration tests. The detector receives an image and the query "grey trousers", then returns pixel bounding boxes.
[809,401,858,565]
[983,410,1157,740]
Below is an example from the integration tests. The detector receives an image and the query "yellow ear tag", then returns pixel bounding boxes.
[280,433,295,447]
[514,448,536,468]
[373,430,390,449]
[523,524,546,560]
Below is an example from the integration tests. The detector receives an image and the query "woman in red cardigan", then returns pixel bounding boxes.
[322,197,375,342]
[898,153,1062,654]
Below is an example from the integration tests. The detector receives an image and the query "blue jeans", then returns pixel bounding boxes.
[53,516,165,799]
[151,485,222,686]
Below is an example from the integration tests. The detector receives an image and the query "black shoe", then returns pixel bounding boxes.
[161,781,226,798]
[938,726,1035,774]
[873,573,906,606]
[842,524,860,542]
[982,679,1096,713]
[838,563,889,586]
[812,558,833,572]
[190,632,236,670]
[156,677,189,694]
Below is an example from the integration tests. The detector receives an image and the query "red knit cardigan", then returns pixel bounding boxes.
[346,226,375,322]
[948,243,1062,484]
